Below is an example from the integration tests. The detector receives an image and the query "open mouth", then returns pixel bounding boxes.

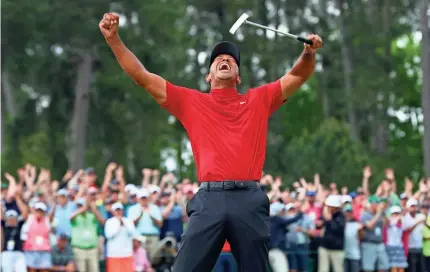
[218,63,231,71]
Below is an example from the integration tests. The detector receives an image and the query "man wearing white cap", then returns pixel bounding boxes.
[105,202,137,272]
[403,198,426,272]
[318,195,346,272]
[52,189,76,237]
[127,189,163,259]
[1,209,27,272]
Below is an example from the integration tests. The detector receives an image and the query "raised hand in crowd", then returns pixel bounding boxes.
[4,172,17,201]
[385,167,395,181]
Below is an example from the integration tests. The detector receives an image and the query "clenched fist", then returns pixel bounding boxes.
[99,13,119,39]
[304,34,323,52]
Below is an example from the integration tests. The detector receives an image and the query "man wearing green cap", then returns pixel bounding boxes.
[99,12,323,271]
[360,195,389,272]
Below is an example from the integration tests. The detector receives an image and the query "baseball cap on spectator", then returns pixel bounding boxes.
[349,192,358,198]
[270,202,286,216]
[137,190,150,199]
[343,204,353,212]
[56,189,68,197]
[1,183,8,189]
[76,198,86,206]
[306,191,316,197]
[58,233,69,240]
[400,193,408,200]
[406,198,418,208]
[88,187,98,195]
[341,195,353,204]
[390,206,402,214]
[325,195,341,208]
[84,167,95,175]
[34,202,48,212]
[149,185,160,194]
[111,202,124,211]
[125,184,137,193]
[5,209,19,218]
[161,192,171,198]
[286,203,296,211]
[368,195,381,204]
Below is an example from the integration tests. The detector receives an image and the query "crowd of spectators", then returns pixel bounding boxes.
[1,163,430,272]
[267,167,430,272]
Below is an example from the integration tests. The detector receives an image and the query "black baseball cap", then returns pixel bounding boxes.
[209,41,240,68]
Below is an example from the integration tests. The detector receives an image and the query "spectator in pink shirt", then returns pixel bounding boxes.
[305,191,322,222]
[133,236,154,272]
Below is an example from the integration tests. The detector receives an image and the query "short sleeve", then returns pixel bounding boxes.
[160,81,198,121]
[360,212,371,224]
[150,205,162,221]
[252,80,284,115]
[127,205,140,222]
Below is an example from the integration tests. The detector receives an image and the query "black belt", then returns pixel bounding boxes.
[200,181,259,190]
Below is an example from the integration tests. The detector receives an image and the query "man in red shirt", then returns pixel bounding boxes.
[99,13,323,272]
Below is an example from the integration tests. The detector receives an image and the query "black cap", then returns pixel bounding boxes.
[58,233,69,240]
[209,41,240,68]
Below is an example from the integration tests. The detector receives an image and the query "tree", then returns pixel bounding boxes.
[421,0,430,175]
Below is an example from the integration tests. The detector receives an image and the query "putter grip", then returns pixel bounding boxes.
[297,36,313,46]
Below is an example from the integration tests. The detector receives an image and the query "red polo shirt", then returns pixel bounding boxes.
[161,80,284,181]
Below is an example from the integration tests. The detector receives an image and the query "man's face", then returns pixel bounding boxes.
[57,195,68,206]
[160,195,170,206]
[409,205,417,214]
[35,209,45,219]
[130,195,137,203]
[87,173,97,184]
[307,195,315,204]
[139,197,149,206]
[110,191,119,202]
[57,238,67,249]
[185,191,194,201]
[6,216,18,226]
[207,54,239,84]
[113,209,123,217]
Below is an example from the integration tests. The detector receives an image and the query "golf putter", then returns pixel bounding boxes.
[230,13,314,46]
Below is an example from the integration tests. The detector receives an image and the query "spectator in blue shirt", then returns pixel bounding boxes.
[53,189,76,236]
[159,191,186,243]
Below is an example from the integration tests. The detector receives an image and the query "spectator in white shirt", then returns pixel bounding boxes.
[127,190,163,260]
[403,198,426,272]
[386,206,408,271]
[105,202,137,272]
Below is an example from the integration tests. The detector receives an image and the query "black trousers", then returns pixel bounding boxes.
[407,250,426,272]
[172,182,271,272]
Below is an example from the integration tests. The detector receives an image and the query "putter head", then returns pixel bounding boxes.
[229,13,250,34]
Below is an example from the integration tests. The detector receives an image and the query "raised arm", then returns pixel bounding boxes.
[99,13,166,104]
[280,34,322,100]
